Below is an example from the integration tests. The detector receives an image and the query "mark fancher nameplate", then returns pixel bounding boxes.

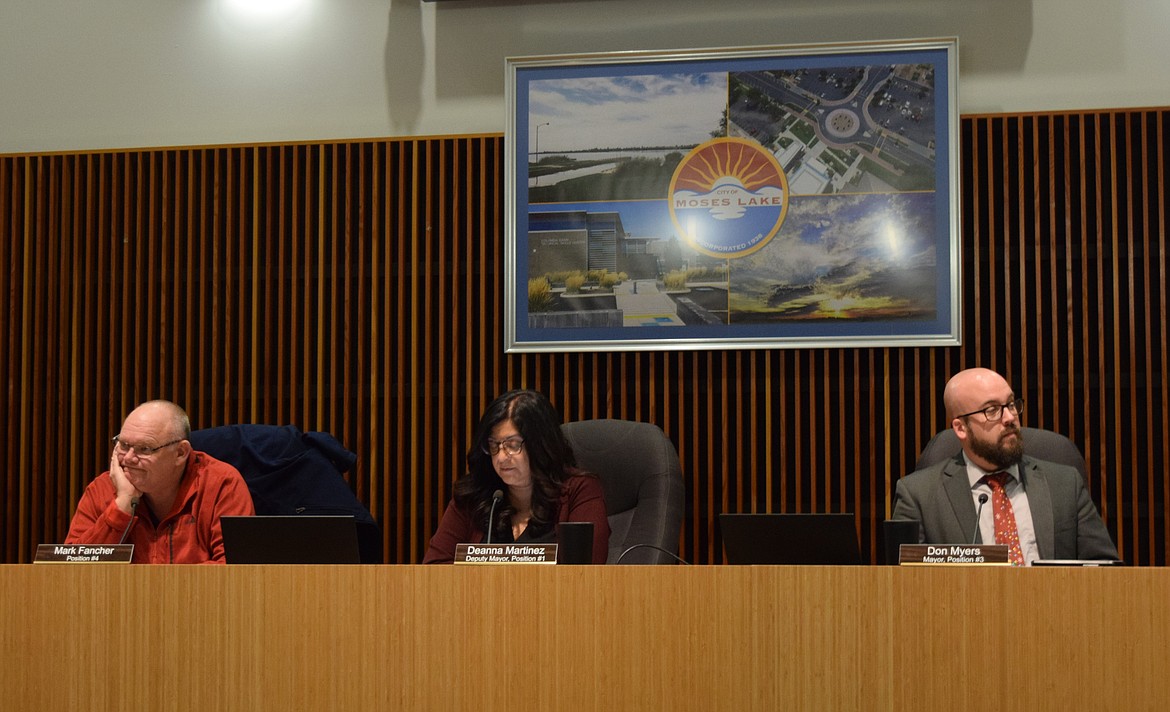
[34,544,134,564]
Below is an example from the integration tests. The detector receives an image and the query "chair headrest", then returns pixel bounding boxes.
[561,419,681,514]
[915,426,1087,479]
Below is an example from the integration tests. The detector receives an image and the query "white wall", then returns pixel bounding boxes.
[2,0,1168,153]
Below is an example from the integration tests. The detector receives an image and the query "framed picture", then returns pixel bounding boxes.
[505,38,960,352]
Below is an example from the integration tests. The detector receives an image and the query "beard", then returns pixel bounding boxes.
[969,425,1025,470]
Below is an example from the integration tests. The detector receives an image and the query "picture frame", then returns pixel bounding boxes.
[505,38,960,352]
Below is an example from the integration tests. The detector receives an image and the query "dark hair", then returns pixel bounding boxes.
[452,389,577,541]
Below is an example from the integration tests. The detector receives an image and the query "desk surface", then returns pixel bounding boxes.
[2,565,1167,711]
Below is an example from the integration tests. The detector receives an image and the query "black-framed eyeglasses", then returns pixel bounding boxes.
[483,437,524,456]
[112,435,183,458]
[955,398,1024,423]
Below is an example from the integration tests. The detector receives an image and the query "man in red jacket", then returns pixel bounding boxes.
[66,400,254,563]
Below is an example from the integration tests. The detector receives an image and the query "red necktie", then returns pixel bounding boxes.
[985,472,1024,566]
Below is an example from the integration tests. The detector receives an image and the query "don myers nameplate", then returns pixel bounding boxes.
[899,544,1010,565]
[455,543,558,564]
[34,544,134,563]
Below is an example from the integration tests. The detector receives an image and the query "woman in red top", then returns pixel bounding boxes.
[423,389,609,564]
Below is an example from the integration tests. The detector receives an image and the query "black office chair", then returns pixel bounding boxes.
[561,419,685,564]
[914,426,1088,480]
[188,424,383,564]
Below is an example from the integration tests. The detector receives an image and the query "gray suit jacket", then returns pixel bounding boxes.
[891,454,1119,561]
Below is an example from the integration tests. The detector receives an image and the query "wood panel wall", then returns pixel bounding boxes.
[2,109,1167,565]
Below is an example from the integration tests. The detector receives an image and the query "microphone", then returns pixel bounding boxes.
[485,489,503,544]
[615,544,690,565]
[117,497,140,545]
[972,493,989,545]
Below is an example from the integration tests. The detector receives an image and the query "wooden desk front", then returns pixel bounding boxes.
[2,565,1166,711]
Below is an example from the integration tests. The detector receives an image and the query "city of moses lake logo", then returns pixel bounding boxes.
[668,137,789,259]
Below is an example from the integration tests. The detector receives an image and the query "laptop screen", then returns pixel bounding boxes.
[220,515,361,564]
[718,513,862,565]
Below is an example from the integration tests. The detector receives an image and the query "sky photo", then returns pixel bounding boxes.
[528,72,728,152]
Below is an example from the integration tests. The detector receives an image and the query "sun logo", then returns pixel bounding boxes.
[668,137,789,259]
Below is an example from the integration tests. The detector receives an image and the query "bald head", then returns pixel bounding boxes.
[114,400,193,501]
[943,368,1024,470]
[943,368,1013,422]
[123,400,191,441]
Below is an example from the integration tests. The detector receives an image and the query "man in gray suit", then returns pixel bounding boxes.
[892,368,1118,564]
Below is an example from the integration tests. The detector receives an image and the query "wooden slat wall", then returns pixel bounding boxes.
[2,109,1167,565]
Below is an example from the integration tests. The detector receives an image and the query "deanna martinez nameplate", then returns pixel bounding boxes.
[454,543,557,564]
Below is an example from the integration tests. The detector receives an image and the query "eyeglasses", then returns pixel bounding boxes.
[955,397,1024,423]
[112,435,184,458]
[483,437,524,456]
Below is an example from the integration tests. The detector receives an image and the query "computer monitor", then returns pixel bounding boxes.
[718,513,862,565]
[220,515,361,564]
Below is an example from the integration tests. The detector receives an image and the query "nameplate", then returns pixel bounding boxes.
[899,544,1010,565]
[34,544,134,564]
[454,543,558,564]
